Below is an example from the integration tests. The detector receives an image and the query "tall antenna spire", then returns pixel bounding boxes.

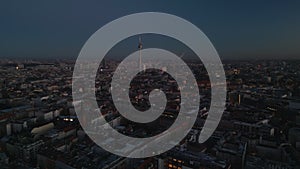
[138,36,142,71]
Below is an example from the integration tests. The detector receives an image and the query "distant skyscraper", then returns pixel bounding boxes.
[138,36,142,71]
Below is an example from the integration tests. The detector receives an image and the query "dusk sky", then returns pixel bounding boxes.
[0,1,299,60]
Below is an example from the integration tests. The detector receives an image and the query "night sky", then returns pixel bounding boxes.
[0,1,299,60]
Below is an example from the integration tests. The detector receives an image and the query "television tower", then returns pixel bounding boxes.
[138,36,143,71]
